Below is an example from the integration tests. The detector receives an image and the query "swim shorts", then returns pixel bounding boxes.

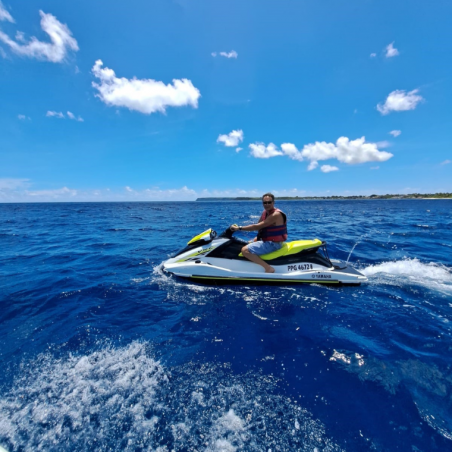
[246,240,283,255]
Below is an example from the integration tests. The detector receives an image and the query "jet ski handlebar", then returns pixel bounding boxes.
[219,225,237,239]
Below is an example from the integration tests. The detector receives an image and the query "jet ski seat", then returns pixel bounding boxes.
[239,239,323,261]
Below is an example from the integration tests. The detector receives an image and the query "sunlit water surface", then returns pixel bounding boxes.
[1,200,451,452]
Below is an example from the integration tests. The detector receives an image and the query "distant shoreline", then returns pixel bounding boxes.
[196,193,452,201]
[1,194,452,204]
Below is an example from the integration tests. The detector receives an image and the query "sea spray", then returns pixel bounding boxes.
[363,258,452,294]
[363,258,452,281]
[346,229,390,265]
[0,342,344,452]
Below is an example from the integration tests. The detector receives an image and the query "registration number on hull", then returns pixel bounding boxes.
[287,264,313,272]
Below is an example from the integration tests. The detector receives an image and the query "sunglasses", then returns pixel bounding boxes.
[263,201,273,205]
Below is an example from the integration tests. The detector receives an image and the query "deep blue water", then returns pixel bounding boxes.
[1,200,452,452]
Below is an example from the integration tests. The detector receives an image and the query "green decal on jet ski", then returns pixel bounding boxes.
[176,246,215,263]
[239,239,323,260]
[187,229,212,245]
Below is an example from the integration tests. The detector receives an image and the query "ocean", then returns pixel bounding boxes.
[0,200,451,452]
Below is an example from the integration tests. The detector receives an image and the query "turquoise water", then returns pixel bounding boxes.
[1,200,451,451]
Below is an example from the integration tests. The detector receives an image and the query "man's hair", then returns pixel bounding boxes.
[262,193,275,201]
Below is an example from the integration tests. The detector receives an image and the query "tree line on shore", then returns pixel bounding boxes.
[196,193,452,201]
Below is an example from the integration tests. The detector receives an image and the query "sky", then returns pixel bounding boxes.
[1,0,451,202]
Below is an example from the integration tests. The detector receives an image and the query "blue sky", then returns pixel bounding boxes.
[1,0,451,201]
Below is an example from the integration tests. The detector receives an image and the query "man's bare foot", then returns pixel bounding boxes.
[265,266,275,273]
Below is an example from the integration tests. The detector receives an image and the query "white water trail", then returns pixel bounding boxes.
[363,258,452,293]
[346,232,370,265]
[346,229,389,265]
[346,240,361,265]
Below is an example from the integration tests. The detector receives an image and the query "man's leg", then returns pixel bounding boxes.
[241,246,275,273]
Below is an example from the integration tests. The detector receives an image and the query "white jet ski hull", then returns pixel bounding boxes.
[162,231,367,286]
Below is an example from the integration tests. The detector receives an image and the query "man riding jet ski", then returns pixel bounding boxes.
[230,193,288,274]
[162,222,368,287]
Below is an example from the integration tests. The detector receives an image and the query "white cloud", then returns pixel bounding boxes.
[217,129,244,147]
[375,140,391,149]
[249,143,283,159]
[370,166,380,170]
[91,60,201,115]
[389,130,401,137]
[0,178,29,189]
[0,184,78,202]
[385,42,399,58]
[212,50,238,59]
[377,89,423,115]
[128,186,197,200]
[320,165,339,173]
[0,1,14,22]
[220,50,238,59]
[11,182,447,203]
[15,31,25,42]
[67,111,84,122]
[0,11,78,62]
[331,136,393,164]
[27,187,77,198]
[235,147,243,153]
[46,111,64,118]
[370,53,376,58]
[306,137,392,165]
[255,137,393,170]
[0,182,201,202]
[280,143,302,161]
[18,114,30,120]
[294,141,336,162]
[199,187,310,199]
[440,160,451,166]
[45,110,83,121]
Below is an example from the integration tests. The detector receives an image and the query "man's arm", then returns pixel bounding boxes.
[231,212,281,232]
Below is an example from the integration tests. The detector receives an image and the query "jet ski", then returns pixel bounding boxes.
[162,227,368,286]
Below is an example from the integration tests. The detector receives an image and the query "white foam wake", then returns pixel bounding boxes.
[0,342,167,452]
[363,258,452,293]
[0,342,343,452]
[363,258,451,280]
